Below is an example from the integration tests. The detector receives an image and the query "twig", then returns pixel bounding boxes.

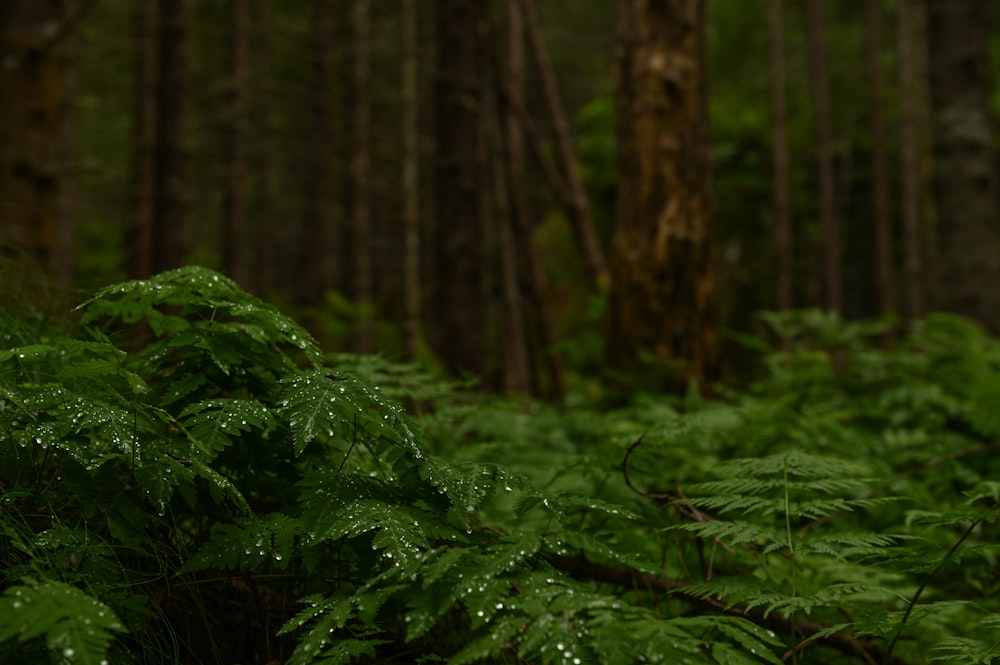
[546,553,912,665]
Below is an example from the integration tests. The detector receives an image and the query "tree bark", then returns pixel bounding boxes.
[152,0,190,272]
[300,0,335,308]
[497,1,532,394]
[249,0,275,295]
[401,0,422,359]
[867,0,895,333]
[0,0,75,285]
[223,0,249,286]
[806,0,840,314]
[351,0,374,353]
[898,0,926,323]
[496,1,566,395]
[607,0,717,388]
[767,0,793,312]
[516,0,609,288]
[926,0,1000,332]
[129,0,157,279]
[428,0,489,378]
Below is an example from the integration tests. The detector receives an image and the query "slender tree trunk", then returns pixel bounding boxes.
[516,0,609,288]
[608,0,717,388]
[806,0,840,314]
[249,0,275,294]
[56,12,78,290]
[767,0,793,312]
[300,0,334,308]
[495,0,532,394]
[867,0,895,332]
[351,0,374,353]
[0,1,74,285]
[926,0,1000,331]
[898,0,925,323]
[223,0,249,286]
[496,0,565,395]
[129,0,157,278]
[401,0,422,359]
[152,0,190,272]
[429,0,489,378]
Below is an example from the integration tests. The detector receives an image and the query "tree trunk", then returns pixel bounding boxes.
[351,0,374,354]
[607,0,717,388]
[129,0,157,279]
[401,0,422,359]
[223,0,249,286]
[0,1,75,285]
[898,0,926,323]
[300,0,335,309]
[428,0,488,378]
[806,0,840,314]
[496,0,566,395]
[926,0,1000,331]
[152,0,190,272]
[767,0,793,312]
[866,0,895,332]
[497,1,532,394]
[249,0,275,295]
[516,0,609,288]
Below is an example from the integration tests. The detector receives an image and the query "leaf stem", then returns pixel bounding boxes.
[884,518,980,664]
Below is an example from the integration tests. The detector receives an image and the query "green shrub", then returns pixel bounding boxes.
[0,268,998,665]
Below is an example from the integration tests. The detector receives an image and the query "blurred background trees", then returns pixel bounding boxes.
[3,0,1000,393]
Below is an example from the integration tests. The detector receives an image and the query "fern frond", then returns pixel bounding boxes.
[853,600,971,639]
[278,369,399,457]
[180,512,298,572]
[671,518,783,546]
[303,497,431,564]
[0,578,127,665]
[280,584,400,665]
[930,613,1000,664]
[78,265,322,366]
[178,397,274,458]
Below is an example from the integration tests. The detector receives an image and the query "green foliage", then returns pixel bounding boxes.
[2,271,1000,664]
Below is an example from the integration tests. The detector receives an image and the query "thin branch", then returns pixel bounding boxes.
[546,553,912,665]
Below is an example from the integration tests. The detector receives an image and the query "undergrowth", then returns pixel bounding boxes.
[1,268,999,664]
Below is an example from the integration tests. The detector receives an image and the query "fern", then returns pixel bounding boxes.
[8,272,1000,664]
[0,578,127,665]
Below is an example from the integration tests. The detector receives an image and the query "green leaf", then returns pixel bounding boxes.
[0,578,127,665]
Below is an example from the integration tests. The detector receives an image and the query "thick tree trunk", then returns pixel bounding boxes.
[0,1,74,285]
[767,0,793,312]
[607,0,717,388]
[926,0,1000,332]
